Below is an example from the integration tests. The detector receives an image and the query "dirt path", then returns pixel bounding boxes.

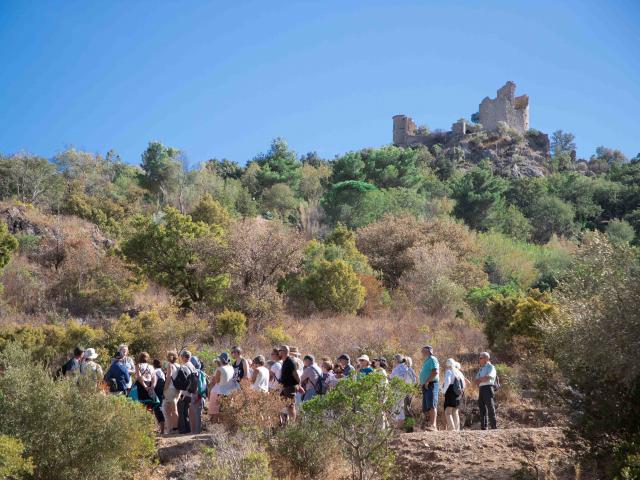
[396,427,592,480]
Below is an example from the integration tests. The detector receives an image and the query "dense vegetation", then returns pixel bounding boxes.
[0,130,639,478]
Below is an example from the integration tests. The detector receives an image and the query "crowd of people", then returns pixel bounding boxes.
[61,343,498,434]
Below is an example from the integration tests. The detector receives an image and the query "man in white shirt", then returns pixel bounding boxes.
[474,352,497,430]
[269,348,282,391]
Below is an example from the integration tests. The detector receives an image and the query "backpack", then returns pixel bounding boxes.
[452,376,464,397]
[187,369,201,394]
[494,374,501,391]
[314,370,326,395]
[172,364,192,391]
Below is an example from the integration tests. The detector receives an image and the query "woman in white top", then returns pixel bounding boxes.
[251,355,270,393]
[269,348,282,391]
[442,358,469,431]
[209,352,236,422]
[162,351,180,434]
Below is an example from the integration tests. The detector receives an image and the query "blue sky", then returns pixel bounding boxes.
[1,0,639,165]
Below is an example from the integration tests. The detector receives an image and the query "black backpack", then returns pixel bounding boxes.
[452,376,464,397]
[187,369,200,394]
[172,365,192,391]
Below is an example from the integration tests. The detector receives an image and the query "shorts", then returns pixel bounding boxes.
[422,382,439,412]
[280,385,297,399]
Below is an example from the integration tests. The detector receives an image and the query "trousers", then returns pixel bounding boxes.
[177,395,191,434]
[478,385,497,429]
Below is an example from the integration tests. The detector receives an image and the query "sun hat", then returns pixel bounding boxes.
[422,345,433,354]
[84,348,98,360]
[218,352,230,364]
[337,353,350,362]
[357,354,370,363]
[290,346,300,356]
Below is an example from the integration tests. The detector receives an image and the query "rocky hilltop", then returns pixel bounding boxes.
[393,81,551,177]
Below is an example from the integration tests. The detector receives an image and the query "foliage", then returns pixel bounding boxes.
[253,138,302,192]
[0,434,34,479]
[483,288,555,355]
[271,418,339,479]
[0,344,156,480]
[451,160,507,230]
[529,195,576,243]
[483,202,532,241]
[302,373,414,480]
[197,436,272,480]
[544,232,640,443]
[0,222,18,269]
[606,218,635,245]
[191,193,232,228]
[121,207,229,307]
[220,383,286,434]
[139,141,182,206]
[215,309,248,342]
[303,259,365,314]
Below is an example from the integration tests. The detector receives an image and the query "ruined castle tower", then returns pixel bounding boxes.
[478,81,529,133]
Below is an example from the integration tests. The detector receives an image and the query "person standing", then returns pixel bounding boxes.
[357,355,374,375]
[79,348,103,388]
[231,346,250,388]
[177,350,197,434]
[163,351,180,434]
[117,344,136,392]
[419,345,440,431]
[189,356,205,434]
[62,346,84,378]
[104,351,130,394]
[208,352,236,423]
[336,353,355,378]
[251,355,270,393]
[300,354,323,400]
[269,348,282,392]
[474,352,497,430]
[278,345,302,423]
[442,358,467,431]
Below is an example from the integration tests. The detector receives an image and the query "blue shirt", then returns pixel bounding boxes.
[359,367,374,376]
[419,355,440,384]
[105,361,130,392]
[475,362,496,386]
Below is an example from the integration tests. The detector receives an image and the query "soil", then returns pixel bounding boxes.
[395,427,596,480]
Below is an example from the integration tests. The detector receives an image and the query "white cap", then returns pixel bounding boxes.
[357,354,370,363]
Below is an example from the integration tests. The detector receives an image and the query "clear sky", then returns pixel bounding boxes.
[1,0,639,166]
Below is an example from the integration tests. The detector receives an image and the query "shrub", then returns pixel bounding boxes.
[302,373,414,480]
[0,222,18,269]
[0,434,34,479]
[606,218,635,245]
[263,325,292,346]
[191,193,232,228]
[197,439,272,480]
[303,259,365,314]
[271,418,339,479]
[215,309,248,342]
[220,383,286,434]
[0,343,156,480]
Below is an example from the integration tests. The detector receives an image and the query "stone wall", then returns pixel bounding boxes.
[478,81,529,133]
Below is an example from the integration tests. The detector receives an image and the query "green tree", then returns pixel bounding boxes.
[529,195,576,243]
[0,154,62,205]
[139,141,181,206]
[0,223,18,270]
[121,207,229,307]
[483,202,533,241]
[215,309,248,342]
[451,161,507,230]
[261,183,299,220]
[303,259,365,314]
[606,218,635,245]
[303,373,414,480]
[191,194,232,228]
[254,138,302,191]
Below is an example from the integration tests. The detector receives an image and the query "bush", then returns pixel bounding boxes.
[302,373,414,480]
[0,434,34,479]
[606,218,635,245]
[271,418,339,479]
[197,435,272,480]
[220,383,286,434]
[0,343,156,480]
[215,309,248,342]
[303,259,365,314]
[0,222,18,269]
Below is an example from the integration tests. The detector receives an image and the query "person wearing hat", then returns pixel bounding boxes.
[474,352,497,430]
[357,355,374,375]
[300,354,323,400]
[336,353,355,378]
[79,348,103,388]
[105,351,130,394]
[208,352,235,423]
[419,345,440,431]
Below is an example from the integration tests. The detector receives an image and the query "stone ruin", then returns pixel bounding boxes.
[393,81,530,146]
